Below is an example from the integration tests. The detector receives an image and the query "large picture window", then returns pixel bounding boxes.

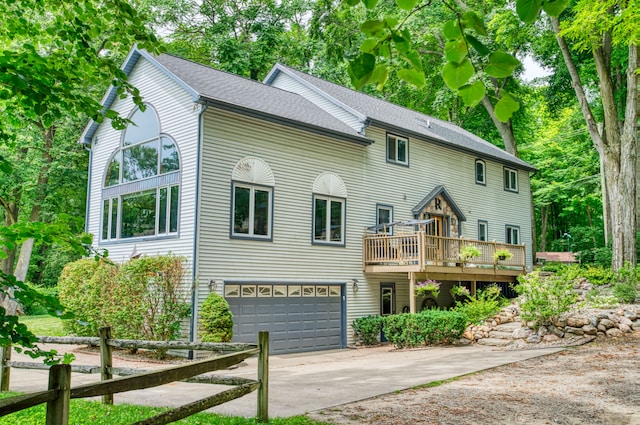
[101,104,181,241]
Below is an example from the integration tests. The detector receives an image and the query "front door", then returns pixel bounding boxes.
[428,215,445,261]
[380,283,395,342]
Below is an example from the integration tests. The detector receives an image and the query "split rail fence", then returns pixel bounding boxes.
[0,327,269,424]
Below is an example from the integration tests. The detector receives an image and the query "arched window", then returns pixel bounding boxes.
[230,157,275,240]
[101,104,181,240]
[312,172,347,246]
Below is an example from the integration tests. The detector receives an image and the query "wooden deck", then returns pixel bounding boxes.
[363,232,526,282]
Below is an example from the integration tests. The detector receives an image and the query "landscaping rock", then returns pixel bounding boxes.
[566,315,590,328]
[599,318,615,329]
[542,334,560,343]
[526,335,542,344]
[618,324,631,333]
[565,326,584,335]
[582,325,597,335]
[606,328,623,337]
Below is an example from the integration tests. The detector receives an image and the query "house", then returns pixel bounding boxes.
[81,47,536,354]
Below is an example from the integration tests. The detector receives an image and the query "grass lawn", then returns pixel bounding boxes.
[18,314,66,337]
[0,393,329,425]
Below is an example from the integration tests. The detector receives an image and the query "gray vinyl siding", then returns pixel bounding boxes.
[86,57,199,272]
[269,73,365,134]
[196,108,375,344]
[359,126,533,269]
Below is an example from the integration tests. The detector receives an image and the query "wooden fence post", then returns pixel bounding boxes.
[257,331,269,423]
[0,345,11,391]
[46,364,71,425]
[99,327,113,405]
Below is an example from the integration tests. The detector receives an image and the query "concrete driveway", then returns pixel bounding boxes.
[9,344,561,418]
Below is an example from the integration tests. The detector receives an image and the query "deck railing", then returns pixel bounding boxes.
[363,231,526,271]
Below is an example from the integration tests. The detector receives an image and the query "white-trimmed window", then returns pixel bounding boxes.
[478,220,488,241]
[386,134,408,165]
[312,172,347,246]
[230,157,275,240]
[506,225,520,244]
[475,160,486,185]
[504,167,518,192]
[101,104,180,241]
[313,196,345,244]
[376,204,394,234]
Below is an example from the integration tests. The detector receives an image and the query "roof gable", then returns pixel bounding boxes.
[267,64,536,172]
[79,48,199,145]
[80,47,373,147]
[264,64,368,133]
[412,185,467,222]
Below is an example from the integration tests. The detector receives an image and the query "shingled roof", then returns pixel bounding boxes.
[265,64,535,171]
[81,48,372,146]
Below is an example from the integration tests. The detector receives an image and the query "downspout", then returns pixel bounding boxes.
[84,144,93,235]
[189,101,208,359]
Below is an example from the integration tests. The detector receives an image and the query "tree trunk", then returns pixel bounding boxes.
[551,18,637,271]
[481,96,518,156]
[539,205,548,252]
[13,123,55,283]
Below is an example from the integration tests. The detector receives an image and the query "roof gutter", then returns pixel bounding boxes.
[199,96,374,147]
[368,118,537,172]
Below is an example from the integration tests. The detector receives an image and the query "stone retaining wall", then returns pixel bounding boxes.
[464,304,639,347]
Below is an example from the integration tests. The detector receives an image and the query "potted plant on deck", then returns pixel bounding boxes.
[415,279,441,299]
[493,248,513,261]
[459,245,482,263]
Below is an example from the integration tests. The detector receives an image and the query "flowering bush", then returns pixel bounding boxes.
[415,279,441,298]
[514,271,577,328]
[451,285,471,298]
[453,285,505,325]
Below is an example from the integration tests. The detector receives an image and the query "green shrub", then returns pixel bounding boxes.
[105,255,191,346]
[612,263,638,303]
[580,265,614,286]
[199,292,233,342]
[57,258,117,336]
[382,310,468,349]
[514,271,577,328]
[58,255,190,358]
[22,283,59,316]
[351,315,383,345]
[453,284,505,325]
[539,262,567,273]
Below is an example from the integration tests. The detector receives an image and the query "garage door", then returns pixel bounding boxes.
[224,283,344,354]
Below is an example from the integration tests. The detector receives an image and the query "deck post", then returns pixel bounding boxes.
[99,327,113,405]
[409,272,416,313]
[471,280,477,297]
[418,232,425,271]
[257,331,269,423]
[0,345,11,391]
